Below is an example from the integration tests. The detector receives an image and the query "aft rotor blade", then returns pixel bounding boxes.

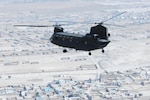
[104,23,125,27]
[101,11,126,24]
[76,12,126,25]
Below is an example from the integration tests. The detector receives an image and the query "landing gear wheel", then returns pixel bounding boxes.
[89,52,92,55]
[108,33,110,37]
[63,49,67,53]
[102,49,105,53]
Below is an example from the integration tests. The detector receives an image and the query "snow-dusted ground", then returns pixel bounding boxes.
[0,0,150,99]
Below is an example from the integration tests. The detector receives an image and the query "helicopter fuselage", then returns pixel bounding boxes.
[14,12,126,55]
[50,32,110,51]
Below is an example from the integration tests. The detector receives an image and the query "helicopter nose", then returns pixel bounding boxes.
[50,37,54,43]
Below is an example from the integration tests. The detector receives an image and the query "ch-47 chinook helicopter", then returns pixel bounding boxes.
[14,12,125,55]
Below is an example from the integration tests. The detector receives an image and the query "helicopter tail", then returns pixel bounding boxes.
[90,24,108,39]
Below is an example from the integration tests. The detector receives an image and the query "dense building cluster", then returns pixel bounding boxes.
[0,66,150,100]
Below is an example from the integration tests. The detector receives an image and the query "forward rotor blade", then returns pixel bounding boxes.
[14,25,52,27]
[14,23,70,27]
[49,20,77,25]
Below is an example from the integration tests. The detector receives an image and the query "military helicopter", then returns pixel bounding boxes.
[14,12,125,55]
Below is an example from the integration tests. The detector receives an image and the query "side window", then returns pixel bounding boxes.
[84,41,88,45]
[55,35,58,40]
[76,38,78,43]
[62,36,65,41]
[69,37,73,42]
